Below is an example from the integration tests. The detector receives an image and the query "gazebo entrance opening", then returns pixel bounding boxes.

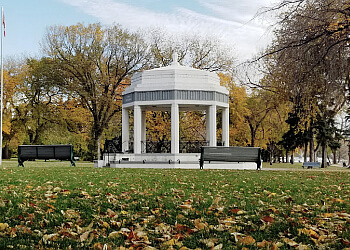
[133,110,213,154]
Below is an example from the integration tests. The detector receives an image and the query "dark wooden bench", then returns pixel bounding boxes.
[199,146,262,170]
[18,145,76,167]
[302,162,321,169]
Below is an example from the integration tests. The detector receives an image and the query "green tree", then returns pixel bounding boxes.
[43,23,150,160]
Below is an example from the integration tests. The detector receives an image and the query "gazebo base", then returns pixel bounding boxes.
[99,153,200,167]
[94,156,258,170]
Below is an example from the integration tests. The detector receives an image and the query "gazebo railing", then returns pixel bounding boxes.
[104,137,122,153]
[179,140,209,153]
[104,139,225,154]
[143,140,171,153]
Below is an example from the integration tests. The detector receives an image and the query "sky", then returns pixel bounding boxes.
[1,0,277,62]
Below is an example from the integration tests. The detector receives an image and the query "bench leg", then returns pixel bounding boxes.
[199,159,203,169]
[18,161,24,167]
[257,161,261,170]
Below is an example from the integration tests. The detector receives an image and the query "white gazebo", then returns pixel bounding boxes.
[113,55,229,164]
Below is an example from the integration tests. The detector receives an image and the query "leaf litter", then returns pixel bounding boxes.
[0,166,349,249]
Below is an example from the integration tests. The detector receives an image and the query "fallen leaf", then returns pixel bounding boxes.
[107,208,117,218]
[80,230,92,242]
[257,240,270,248]
[194,219,208,230]
[0,223,9,231]
[261,216,275,223]
[240,236,256,245]
[214,243,223,250]
[200,238,218,247]
[341,239,350,246]
[298,228,319,239]
[179,204,192,209]
[42,233,59,244]
[283,237,298,247]
[108,231,120,239]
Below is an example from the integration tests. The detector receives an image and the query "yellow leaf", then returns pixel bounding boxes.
[102,221,110,228]
[61,189,71,195]
[298,228,318,239]
[179,204,192,209]
[322,213,335,218]
[164,239,178,246]
[194,218,207,230]
[240,236,256,245]
[237,210,245,215]
[108,231,121,239]
[0,223,9,231]
[283,237,298,247]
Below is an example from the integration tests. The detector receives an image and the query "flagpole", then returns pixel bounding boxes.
[0,6,3,165]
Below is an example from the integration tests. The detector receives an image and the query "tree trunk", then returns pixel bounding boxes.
[285,151,289,163]
[97,136,102,160]
[332,149,337,164]
[304,141,308,162]
[321,143,327,168]
[3,144,9,159]
[309,137,314,162]
[291,150,294,164]
[250,127,255,147]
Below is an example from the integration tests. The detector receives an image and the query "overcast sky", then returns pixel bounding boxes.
[2,0,277,62]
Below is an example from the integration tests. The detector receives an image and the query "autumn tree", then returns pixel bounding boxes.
[1,59,25,158]
[17,58,67,144]
[219,73,250,146]
[43,23,150,160]
[251,0,349,165]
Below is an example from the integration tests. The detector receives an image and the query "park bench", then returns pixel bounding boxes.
[199,146,262,170]
[302,162,321,169]
[18,145,76,167]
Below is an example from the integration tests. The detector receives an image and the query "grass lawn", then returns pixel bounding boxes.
[0,161,349,249]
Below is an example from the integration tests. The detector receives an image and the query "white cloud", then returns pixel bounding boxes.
[59,0,275,61]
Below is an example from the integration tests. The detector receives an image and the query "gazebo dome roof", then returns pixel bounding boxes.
[123,56,228,95]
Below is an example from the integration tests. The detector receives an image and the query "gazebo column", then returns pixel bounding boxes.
[141,110,146,153]
[122,108,129,152]
[222,107,229,147]
[208,105,217,146]
[171,103,179,154]
[134,105,142,154]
